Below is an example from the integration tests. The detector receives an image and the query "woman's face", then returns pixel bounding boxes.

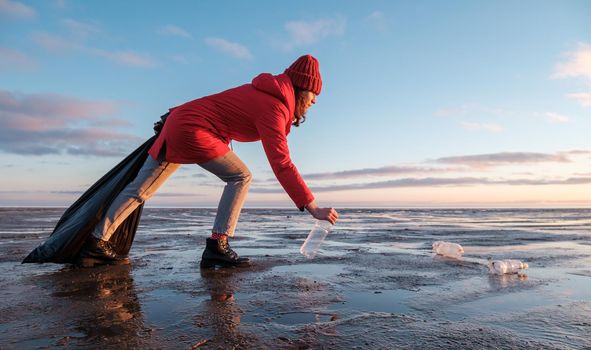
[295,91,316,118]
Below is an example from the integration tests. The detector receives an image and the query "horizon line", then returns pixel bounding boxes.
[1,205,591,210]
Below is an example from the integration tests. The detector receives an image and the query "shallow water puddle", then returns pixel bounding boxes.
[441,271,591,321]
[141,289,207,329]
[464,241,589,254]
[242,311,334,325]
[271,263,346,277]
[235,247,294,256]
[332,289,414,314]
[365,242,433,256]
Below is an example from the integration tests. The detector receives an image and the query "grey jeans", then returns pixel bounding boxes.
[93,151,252,241]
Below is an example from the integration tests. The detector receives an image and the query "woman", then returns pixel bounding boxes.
[81,54,339,268]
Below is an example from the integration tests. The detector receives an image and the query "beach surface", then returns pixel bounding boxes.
[1,207,590,349]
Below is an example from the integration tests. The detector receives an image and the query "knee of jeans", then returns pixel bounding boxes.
[242,169,252,185]
[226,169,252,186]
[133,192,151,203]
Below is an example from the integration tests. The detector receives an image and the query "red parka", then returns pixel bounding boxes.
[148,73,314,209]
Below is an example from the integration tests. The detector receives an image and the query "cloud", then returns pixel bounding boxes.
[460,122,503,132]
[434,105,470,117]
[565,149,591,155]
[154,192,205,197]
[0,89,141,156]
[502,176,591,186]
[205,37,253,60]
[365,11,389,33]
[277,15,346,51]
[254,176,591,193]
[31,32,75,52]
[551,43,591,81]
[252,148,591,195]
[566,92,591,107]
[32,31,156,68]
[88,48,156,68]
[437,104,573,124]
[543,112,569,123]
[169,54,189,64]
[434,152,570,168]
[269,149,589,185]
[252,177,487,193]
[31,190,206,197]
[62,18,101,39]
[50,190,82,195]
[435,105,512,131]
[0,47,36,69]
[251,175,591,193]
[159,25,192,39]
[551,43,591,107]
[0,0,35,19]
[304,165,461,180]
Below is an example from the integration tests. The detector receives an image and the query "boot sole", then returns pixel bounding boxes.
[200,258,252,269]
[76,256,130,268]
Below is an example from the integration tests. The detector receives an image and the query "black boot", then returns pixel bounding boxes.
[200,237,251,268]
[78,236,128,267]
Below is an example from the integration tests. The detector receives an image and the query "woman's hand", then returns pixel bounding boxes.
[305,201,339,225]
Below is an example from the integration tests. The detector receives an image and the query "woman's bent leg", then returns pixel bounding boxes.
[198,151,252,237]
[93,156,180,241]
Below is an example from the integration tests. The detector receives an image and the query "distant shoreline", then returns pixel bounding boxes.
[1,206,591,210]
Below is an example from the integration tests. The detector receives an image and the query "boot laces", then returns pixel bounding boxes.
[219,239,238,259]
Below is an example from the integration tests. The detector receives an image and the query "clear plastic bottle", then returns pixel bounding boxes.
[432,241,464,259]
[300,220,332,259]
[488,259,529,275]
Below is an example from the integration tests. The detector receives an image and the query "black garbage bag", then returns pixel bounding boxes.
[22,135,157,264]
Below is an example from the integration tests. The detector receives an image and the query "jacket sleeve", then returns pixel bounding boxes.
[256,107,314,210]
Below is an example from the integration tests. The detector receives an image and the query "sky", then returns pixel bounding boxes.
[1,0,590,208]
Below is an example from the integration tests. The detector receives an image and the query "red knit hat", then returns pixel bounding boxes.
[284,54,322,95]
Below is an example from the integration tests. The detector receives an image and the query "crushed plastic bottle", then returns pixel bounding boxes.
[432,241,464,259]
[300,220,332,259]
[488,259,529,275]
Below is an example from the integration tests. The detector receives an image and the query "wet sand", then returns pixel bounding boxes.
[1,207,590,349]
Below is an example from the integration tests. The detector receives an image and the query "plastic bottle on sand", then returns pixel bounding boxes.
[488,259,529,275]
[432,241,464,259]
[300,220,332,259]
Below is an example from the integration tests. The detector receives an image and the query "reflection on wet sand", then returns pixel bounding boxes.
[32,264,149,348]
[4,208,591,349]
[488,272,528,289]
[196,268,254,348]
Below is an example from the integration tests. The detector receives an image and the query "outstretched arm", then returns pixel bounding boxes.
[256,107,338,224]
